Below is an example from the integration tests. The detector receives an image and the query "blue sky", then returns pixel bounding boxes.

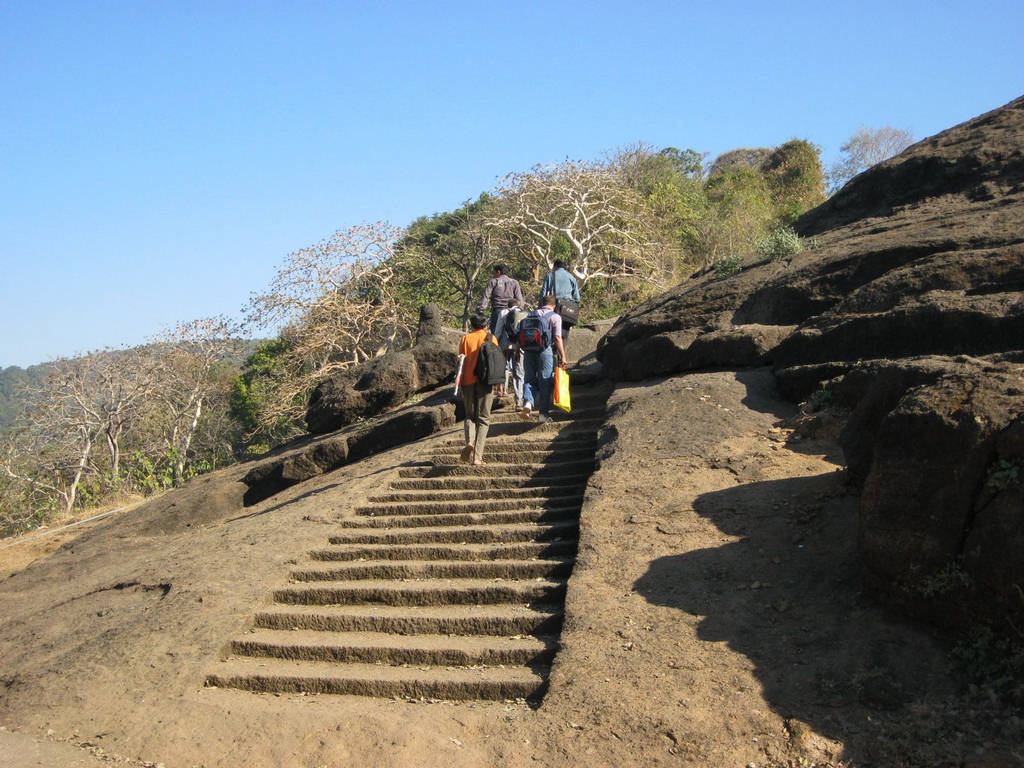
[1,0,1021,368]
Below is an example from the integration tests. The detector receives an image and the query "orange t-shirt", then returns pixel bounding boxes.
[459,329,500,386]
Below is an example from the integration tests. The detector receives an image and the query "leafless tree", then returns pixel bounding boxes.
[244,222,415,433]
[150,316,243,485]
[0,349,157,518]
[488,160,671,289]
[827,126,914,194]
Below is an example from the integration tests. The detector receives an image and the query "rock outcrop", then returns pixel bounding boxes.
[305,304,462,435]
[243,401,455,506]
[597,94,1024,629]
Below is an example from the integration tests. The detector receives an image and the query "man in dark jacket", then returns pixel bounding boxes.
[478,264,525,332]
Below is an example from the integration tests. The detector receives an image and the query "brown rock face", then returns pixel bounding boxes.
[856,367,1023,624]
[305,304,462,435]
[598,94,1024,628]
[243,402,455,506]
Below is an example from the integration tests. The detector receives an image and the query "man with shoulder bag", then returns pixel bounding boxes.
[540,259,580,346]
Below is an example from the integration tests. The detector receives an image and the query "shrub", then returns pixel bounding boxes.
[755,226,804,261]
[713,253,743,278]
[806,387,832,412]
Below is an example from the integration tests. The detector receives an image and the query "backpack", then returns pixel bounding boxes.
[473,333,506,387]
[504,308,529,349]
[518,311,551,353]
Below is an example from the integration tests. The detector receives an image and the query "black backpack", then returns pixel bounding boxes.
[474,333,506,387]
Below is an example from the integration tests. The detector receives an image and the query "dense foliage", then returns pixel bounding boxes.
[0,365,50,433]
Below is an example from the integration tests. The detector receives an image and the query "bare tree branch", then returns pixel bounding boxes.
[487,160,671,289]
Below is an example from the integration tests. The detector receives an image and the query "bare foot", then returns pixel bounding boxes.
[471,459,487,466]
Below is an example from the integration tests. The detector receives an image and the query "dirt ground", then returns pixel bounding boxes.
[0,368,1019,767]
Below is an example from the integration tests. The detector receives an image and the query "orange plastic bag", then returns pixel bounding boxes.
[553,367,571,413]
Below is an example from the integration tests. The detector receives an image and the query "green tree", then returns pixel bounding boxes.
[393,194,509,329]
[614,143,705,196]
[707,147,772,177]
[611,144,708,274]
[701,163,774,266]
[229,338,306,450]
[761,139,825,224]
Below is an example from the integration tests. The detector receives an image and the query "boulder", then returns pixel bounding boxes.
[773,290,1024,367]
[243,401,455,506]
[835,357,974,481]
[305,304,461,434]
[346,404,455,462]
[963,416,1024,626]
[598,96,1024,383]
[564,319,615,365]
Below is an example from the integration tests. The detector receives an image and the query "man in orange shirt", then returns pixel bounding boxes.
[457,313,503,465]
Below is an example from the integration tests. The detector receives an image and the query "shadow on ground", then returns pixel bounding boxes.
[634,472,968,765]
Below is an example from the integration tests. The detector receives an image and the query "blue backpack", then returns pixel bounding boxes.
[517,311,551,352]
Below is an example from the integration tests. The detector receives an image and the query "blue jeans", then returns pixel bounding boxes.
[522,348,554,415]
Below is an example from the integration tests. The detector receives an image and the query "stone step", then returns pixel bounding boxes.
[440,433,597,448]
[398,458,596,479]
[340,507,579,530]
[354,497,580,517]
[493,389,608,406]
[428,446,596,464]
[328,521,578,546]
[206,658,546,701]
[484,417,604,437]
[369,484,585,504]
[309,540,577,562]
[229,629,557,667]
[487,408,604,425]
[290,558,574,582]
[387,474,591,492]
[273,577,566,607]
[253,603,564,636]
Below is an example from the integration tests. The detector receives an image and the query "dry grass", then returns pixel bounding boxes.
[0,492,149,577]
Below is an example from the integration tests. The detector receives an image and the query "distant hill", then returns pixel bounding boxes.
[0,363,52,432]
[0,341,266,434]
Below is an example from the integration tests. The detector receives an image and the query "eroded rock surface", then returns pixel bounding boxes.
[243,401,455,506]
[598,94,1024,627]
[305,303,462,435]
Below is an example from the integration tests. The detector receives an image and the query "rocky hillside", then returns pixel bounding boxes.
[598,94,1024,632]
[2,98,1023,768]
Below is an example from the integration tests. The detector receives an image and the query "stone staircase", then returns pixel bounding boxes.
[205,379,609,702]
